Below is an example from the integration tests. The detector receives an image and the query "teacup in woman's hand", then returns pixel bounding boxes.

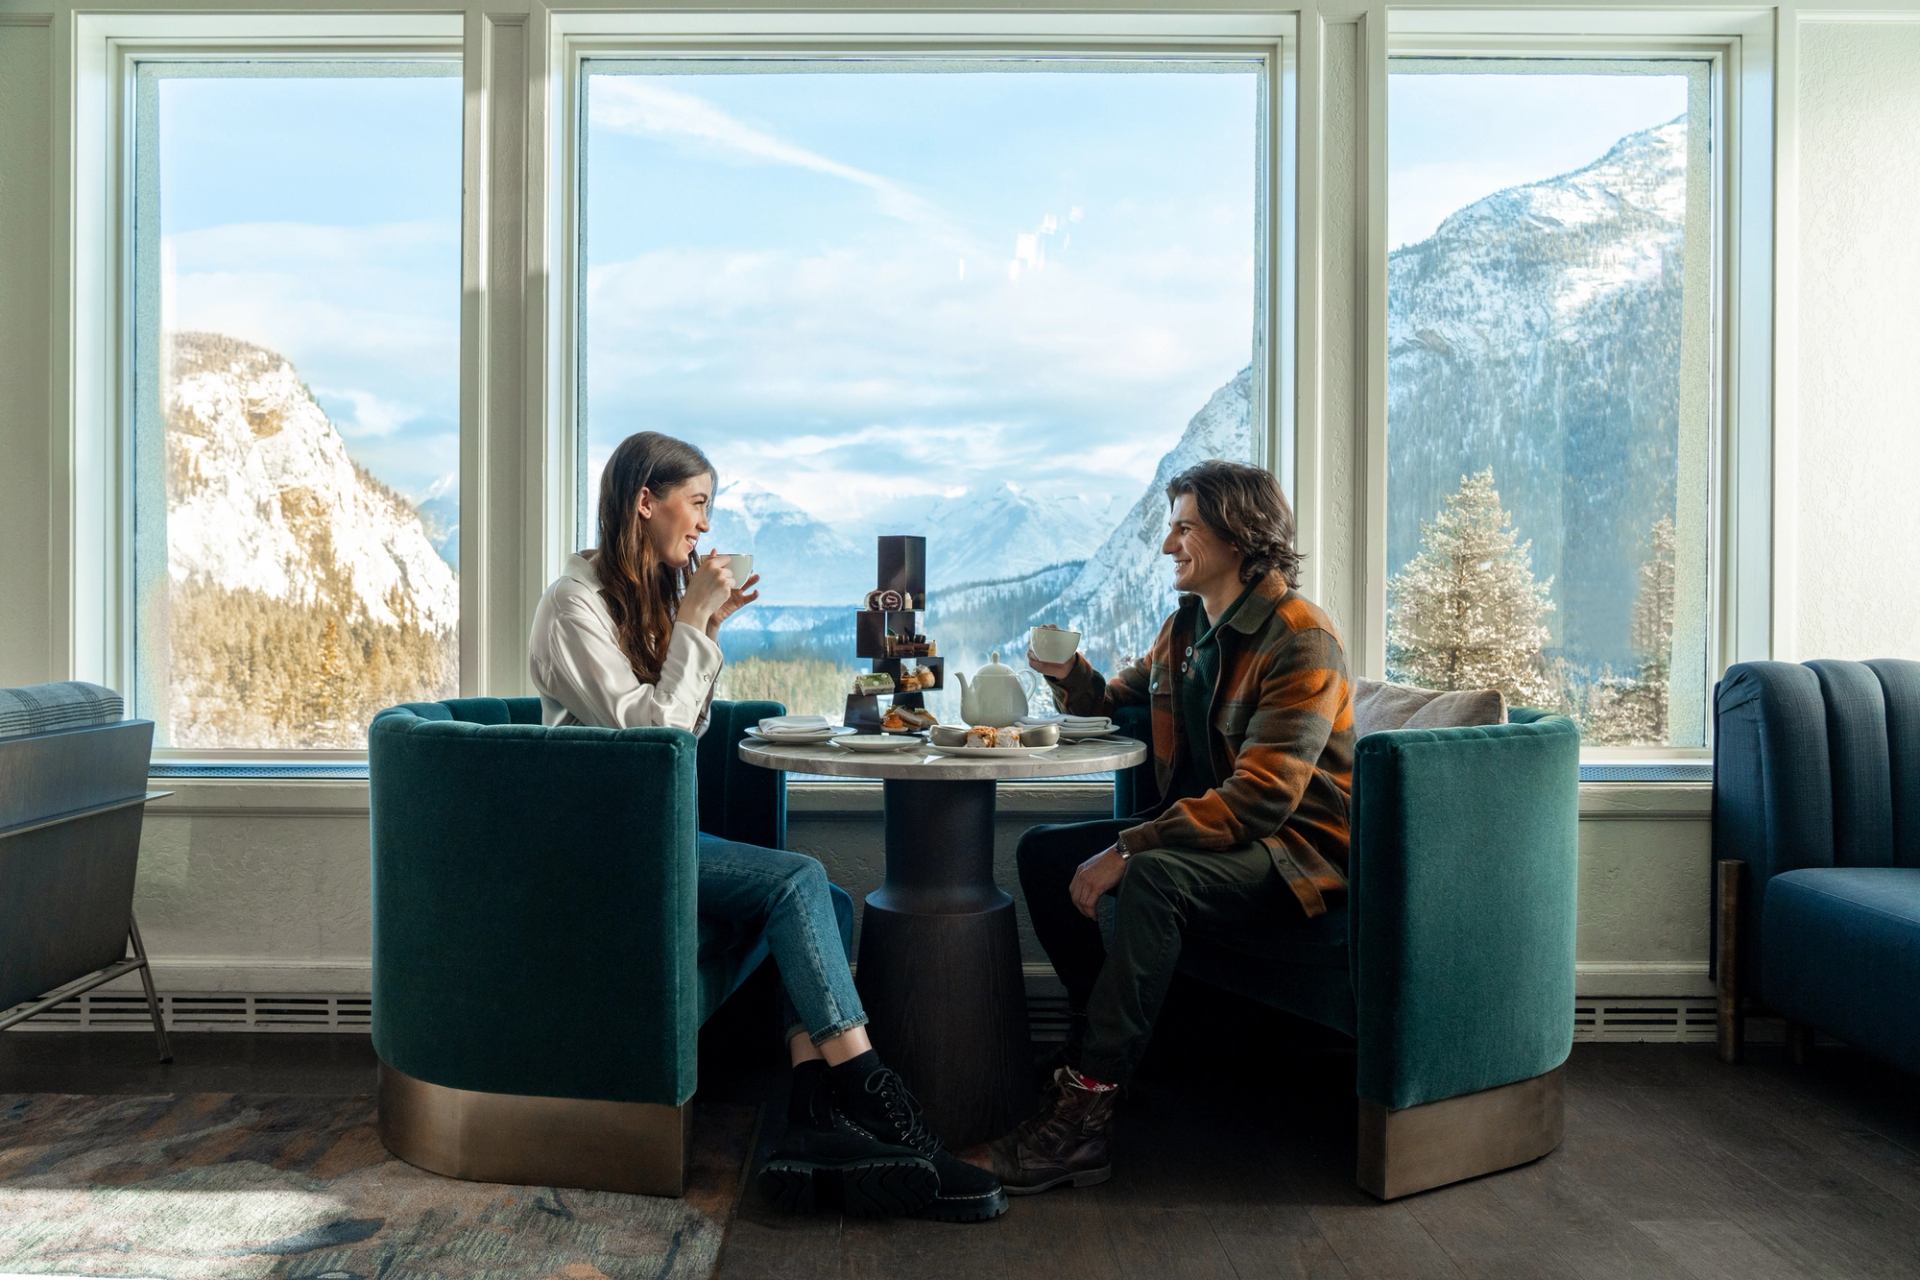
[721,553,753,583]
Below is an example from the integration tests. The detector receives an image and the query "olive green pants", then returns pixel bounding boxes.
[1015,819,1294,1085]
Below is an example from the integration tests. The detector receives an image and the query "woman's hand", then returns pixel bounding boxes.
[677,551,736,632]
[705,573,761,636]
[1028,647,1075,680]
[1070,845,1128,918]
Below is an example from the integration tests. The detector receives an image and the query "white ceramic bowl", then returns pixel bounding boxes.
[1029,625,1081,664]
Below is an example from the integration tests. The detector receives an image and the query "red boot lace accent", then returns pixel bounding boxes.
[1065,1066,1119,1093]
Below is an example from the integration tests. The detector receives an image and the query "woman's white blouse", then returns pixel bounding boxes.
[528,552,724,735]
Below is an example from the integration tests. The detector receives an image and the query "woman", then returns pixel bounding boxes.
[528,430,1005,1223]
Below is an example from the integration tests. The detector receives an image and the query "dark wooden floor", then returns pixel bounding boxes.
[6,1032,1918,1279]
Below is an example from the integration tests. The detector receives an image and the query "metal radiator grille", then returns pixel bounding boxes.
[6,990,1717,1042]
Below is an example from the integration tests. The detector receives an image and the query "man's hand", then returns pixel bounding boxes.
[1027,647,1075,680]
[1070,845,1129,918]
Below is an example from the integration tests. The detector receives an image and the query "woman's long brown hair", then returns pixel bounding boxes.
[595,431,717,683]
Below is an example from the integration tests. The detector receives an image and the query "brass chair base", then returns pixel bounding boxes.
[1356,1065,1565,1201]
[377,1061,691,1197]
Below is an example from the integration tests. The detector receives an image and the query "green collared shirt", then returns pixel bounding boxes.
[1164,581,1259,804]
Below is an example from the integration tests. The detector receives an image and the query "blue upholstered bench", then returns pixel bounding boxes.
[367,695,794,1198]
[1713,659,1920,1074]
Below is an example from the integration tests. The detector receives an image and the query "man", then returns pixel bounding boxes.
[977,459,1354,1194]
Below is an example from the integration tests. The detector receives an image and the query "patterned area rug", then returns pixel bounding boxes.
[0,1093,755,1279]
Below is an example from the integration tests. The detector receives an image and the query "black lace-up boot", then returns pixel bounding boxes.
[833,1056,1010,1223]
[757,1059,940,1217]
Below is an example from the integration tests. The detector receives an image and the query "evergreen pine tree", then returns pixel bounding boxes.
[1630,514,1675,737]
[1386,467,1556,707]
[1585,514,1675,745]
[314,615,353,745]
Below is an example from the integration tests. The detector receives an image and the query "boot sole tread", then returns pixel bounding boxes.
[758,1156,939,1217]
[1002,1165,1112,1196]
[922,1187,1011,1222]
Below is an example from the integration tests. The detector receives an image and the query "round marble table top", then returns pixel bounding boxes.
[738,734,1147,781]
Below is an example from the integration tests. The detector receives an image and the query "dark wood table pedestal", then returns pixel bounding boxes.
[854,777,1032,1148]
[735,737,1148,1150]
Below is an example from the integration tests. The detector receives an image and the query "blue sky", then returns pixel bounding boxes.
[580,66,1260,525]
[1389,71,1691,250]
[155,63,1687,522]
[157,71,462,498]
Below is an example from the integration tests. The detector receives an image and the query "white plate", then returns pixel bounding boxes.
[746,727,853,743]
[927,742,1060,758]
[830,734,928,753]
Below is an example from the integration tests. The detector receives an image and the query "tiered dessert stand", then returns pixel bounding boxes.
[843,535,944,732]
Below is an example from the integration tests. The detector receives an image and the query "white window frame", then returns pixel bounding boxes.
[1361,7,1776,767]
[538,6,1299,599]
[66,12,469,766]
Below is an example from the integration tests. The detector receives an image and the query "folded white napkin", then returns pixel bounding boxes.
[759,714,831,731]
[1022,713,1114,731]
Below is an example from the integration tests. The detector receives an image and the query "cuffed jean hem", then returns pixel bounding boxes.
[783,1015,869,1047]
[807,1014,870,1046]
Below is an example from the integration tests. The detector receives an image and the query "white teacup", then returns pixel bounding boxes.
[1030,624,1081,665]
[720,553,754,584]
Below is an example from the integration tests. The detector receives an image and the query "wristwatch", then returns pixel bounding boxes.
[1114,831,1136,861]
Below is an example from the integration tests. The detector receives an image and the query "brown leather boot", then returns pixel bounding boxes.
[977,1067,1117,1195]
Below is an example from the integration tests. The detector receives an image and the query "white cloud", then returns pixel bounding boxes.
[316,386,416,439]
[589,80,960,240]
[581,235,1250,510]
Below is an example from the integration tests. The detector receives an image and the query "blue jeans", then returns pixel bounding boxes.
[696,833,868,1044]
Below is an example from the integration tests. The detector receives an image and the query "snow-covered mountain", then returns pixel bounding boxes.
[1387,118,1688,670]
[705,479,868,606]
[916,483,1108,590]
[416,474,459,571]
[164,332,458,631]
[1043,366,1255,672]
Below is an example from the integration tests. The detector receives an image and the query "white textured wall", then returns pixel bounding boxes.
[1318,20,1360,640]
[0,21,53,686]
[1793,21,1920,660]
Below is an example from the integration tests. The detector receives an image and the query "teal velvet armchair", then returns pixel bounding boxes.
[1116,704,1581,1199]
[368,695,785,1197]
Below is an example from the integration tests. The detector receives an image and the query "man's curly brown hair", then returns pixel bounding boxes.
[1165,459,1303,589]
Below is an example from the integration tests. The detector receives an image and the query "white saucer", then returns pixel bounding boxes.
[927,742,1060,758]
[746,726,853,743]
[830,734,927,753]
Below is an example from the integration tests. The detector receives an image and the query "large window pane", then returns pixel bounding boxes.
[580,59,1265,721]
[132,65,462,750]
[1386,62,1713,748]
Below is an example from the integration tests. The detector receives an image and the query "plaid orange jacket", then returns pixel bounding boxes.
[1047,570,1356,917]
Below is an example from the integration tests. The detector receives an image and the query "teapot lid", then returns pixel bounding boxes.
[977,650,1017,677]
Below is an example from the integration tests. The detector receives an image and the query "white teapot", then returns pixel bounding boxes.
[954,651,1032,727]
